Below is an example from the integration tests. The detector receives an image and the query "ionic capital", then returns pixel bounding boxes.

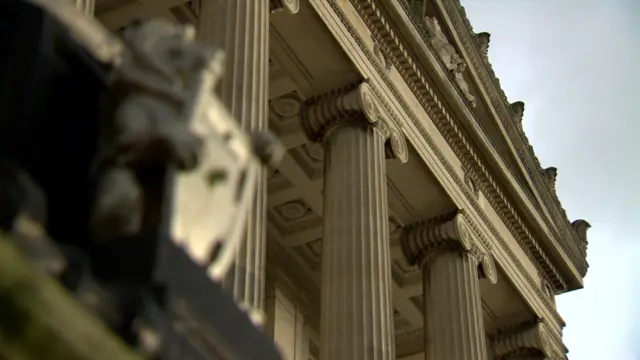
[400,211,497,284]
[492,318,565,360]
[301,82,408,163]
[269,0,300,14]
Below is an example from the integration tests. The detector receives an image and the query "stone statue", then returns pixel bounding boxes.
[423,16,476,107]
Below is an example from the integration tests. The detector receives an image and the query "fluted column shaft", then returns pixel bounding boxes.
[302,82,408,360]
[321,123,395,360]
[198,0,270,318]
[402,213,497,360]
[424,250,487,360]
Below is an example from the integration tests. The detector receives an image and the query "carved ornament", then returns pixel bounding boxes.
[492,318,567,360]
[269,0,300,14]
[510,101,525,125]
[438,0,590,274]
[400,211,498,284]
[422,16,476,107]
[475,32,490,60]
[328,0,566,326]
[301,82,408,163]
[337,0,573,298]
[571,219,591,254]
[542,167,558,189]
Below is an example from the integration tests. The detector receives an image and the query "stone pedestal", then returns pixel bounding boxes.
[302,82,407,360]
[401,212,497,360]
[197,0,271,319]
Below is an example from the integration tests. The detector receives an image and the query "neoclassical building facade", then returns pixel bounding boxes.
[86,0,590,359]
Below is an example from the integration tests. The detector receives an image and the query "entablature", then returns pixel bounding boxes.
[372,0,590,290]
[316,0,567,335]
[427,0,590,276]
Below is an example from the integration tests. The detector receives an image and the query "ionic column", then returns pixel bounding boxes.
[302,82,408,360]
[401,212,498,360]
[197,0,297,321]
[491,318,562,360]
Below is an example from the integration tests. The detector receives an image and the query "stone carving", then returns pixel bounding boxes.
[301,82,409,163]
[302,142,324,162]
[400,211,495,282]
[275,200,310,220]
[475,32,490,60]
[269,0,300,14]
[511,101,525,125]
[423,16,462,71]
[423,16,476,107]
[373,36,393,72]
[542,167,558,189]
[464,171,479,198]
[571,219,591,253]
[480,252,498,284]
[492,318,564,360]
[270,92,302,119]
[331,0,567,324]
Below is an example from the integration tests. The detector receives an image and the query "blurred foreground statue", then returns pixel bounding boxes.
[0,0,284,359]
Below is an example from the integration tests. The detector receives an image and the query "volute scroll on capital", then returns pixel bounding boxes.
[269,0,300,14]
[300,81,409,163]
[400,211,497,283]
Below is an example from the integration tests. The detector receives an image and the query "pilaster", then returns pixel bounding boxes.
[265,270,310,360]
[301,82,407,360]
[401,211,497,360]
[197,0,272,322]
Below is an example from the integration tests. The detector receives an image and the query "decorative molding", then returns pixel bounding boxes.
[464,170,479,198]
[270,0,300,14]
[475,31,490,61]
[372,35,393,72]
[571,219,591,255]
[340,0,569,292]
[435,0,589,275]
[491,318,567,360]
[542,167,558,190]
[422,16,476,106]
[323,0,566,327]
[275,200,311,221]
[401,211,497,284]
[510,101,525,125]
[270,92,303,119]
[301,81,409,163]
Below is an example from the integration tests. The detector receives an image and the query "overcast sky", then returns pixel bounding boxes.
[461,0,640,359]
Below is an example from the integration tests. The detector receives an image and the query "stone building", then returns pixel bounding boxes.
[85,0,591,359]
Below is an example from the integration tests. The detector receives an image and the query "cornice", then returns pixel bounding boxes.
[433,0,589,275]
[323,0,566,329]
[343,0,567,290]
[380,0,589,284]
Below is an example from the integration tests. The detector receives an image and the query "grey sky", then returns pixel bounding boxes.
[461,0,640,359]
